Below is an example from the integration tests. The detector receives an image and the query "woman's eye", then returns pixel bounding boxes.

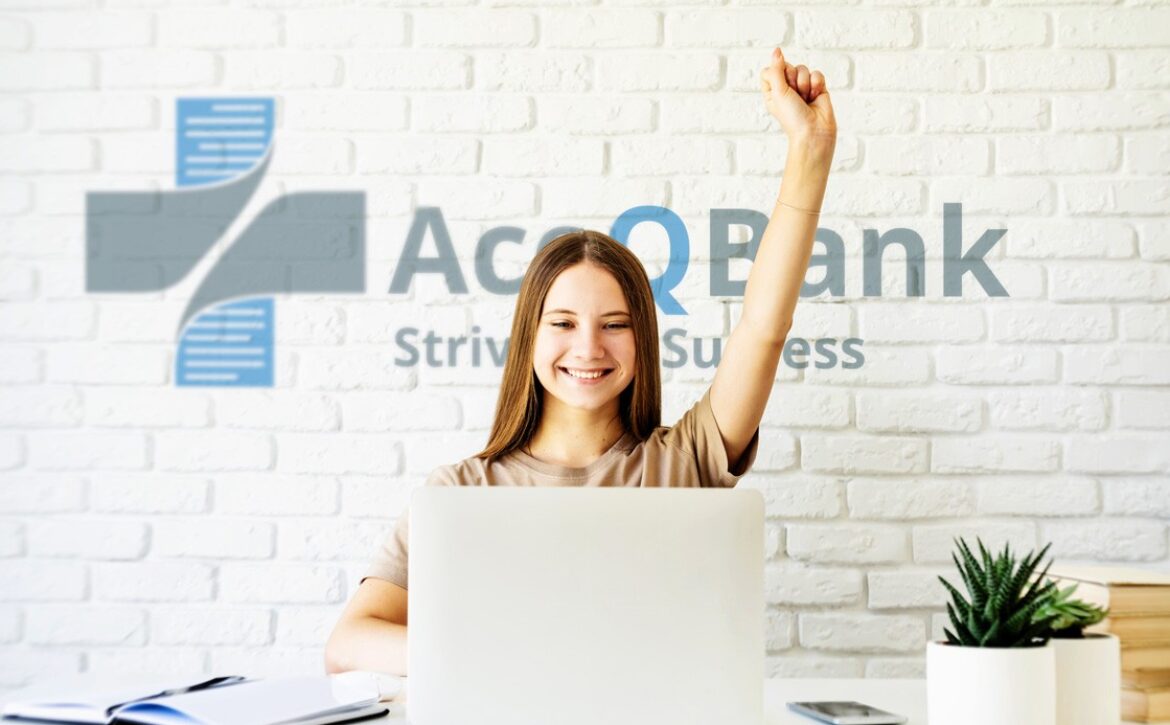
[605,323,630,330]
[551,321,572,329]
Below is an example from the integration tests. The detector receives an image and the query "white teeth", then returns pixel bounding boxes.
[563,368,606,379]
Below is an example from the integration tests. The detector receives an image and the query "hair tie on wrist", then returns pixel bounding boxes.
[778,200,821,215]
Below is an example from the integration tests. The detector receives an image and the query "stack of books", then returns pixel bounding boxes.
[1047,566,1170,723]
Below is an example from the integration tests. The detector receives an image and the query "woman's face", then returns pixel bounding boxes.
[532,262,636,414]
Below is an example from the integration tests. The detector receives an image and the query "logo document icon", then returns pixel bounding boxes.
[86,98,366,387]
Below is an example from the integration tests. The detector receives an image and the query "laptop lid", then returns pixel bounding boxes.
[407,487,764,725]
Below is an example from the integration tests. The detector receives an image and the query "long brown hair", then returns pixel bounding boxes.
[477,230,661,463]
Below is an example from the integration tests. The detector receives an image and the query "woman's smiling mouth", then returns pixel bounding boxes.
[559,367,614,381]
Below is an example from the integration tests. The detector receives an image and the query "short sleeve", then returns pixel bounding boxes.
[665,386,760,488]
[359,465,460,590]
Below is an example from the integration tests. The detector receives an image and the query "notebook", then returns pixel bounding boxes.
[1,675,388,725]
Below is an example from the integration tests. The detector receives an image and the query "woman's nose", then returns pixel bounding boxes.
[570,326,605,359]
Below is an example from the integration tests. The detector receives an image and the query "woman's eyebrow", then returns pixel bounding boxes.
[542,309,630,317]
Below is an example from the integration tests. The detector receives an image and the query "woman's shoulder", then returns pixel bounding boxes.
[426,454,493,487]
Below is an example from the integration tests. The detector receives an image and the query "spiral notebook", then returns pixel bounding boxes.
[1,675,388,725]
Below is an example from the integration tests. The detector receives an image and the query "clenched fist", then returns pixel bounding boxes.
[760,47,837,149]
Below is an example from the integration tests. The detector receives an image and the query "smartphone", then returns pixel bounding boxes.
[786,700,907,725]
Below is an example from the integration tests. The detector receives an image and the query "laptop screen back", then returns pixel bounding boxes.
[407,487,764,725]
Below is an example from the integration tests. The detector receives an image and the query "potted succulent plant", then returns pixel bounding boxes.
[1036,584,1119,725]
[926,538,1061,725]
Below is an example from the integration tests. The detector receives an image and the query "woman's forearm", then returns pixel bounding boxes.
[323,616,408,676]
[738,136,834,342]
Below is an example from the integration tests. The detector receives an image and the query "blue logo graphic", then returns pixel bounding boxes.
[85,97,366,388]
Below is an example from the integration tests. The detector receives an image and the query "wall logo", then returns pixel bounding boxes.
[85,98,366,387]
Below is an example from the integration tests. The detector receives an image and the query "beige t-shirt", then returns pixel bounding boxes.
[362,386,760,590]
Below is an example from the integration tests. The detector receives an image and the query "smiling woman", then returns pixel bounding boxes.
[324,45,837,677]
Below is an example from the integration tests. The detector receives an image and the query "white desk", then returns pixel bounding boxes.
[372,678,929,724]
[373,678,1155,725]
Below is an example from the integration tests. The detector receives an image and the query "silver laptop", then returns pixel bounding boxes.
[407,487,764,725]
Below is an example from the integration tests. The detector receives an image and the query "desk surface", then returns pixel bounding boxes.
[373,679,931,724]
[375,677,1155,725]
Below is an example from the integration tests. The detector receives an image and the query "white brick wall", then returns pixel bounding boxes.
[1,2,1167,690]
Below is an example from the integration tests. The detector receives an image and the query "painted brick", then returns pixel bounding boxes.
[989,304,1113,343]
[868,569,949,609]
[26,606,144,646]
[414,10,535,48]
[475,51,590,92]
[795,10,913,49]
[155,520,275,559]
[27,519,148,560]
[90,475,209,515]
[216,475,339,516]
[102,50,216,89]
[802,434,929,475]
[413,94,532,133]
[976,477,1100,516]
[1065,434,1170,474]
[933,436,1060,473]
[1116,389,1170,429]
[742,474,843,518]
[912,522,1037,564]
[284,9,406,48]
[847,478,974,519]
[859,304,984,344]
[0,560,86,602]
[765,563,862,606]
[482,138,604,176]
[989,51,1110,91]
[924,95,1048,133]
[787,523,908,564]
[223,52,341,89]
[936,346,1059,385]
[1058,9,1170,48]
[155,431,273,472]
[545,10,659,48]
[925,10,1047,49]
[611,137,732,176]
[1065,345,1170,385]
[158,9,279,48]
[1051,262,1170,302]
[347,51,468,90]
[595,53,720,91]
[219,563,343,604]
[92,562,214,603]
[274,607,336,647]
[0,52,93,91]
[1054,93,1170,132]
[766,655,863,679]
[153,607,272,646]
[805,346,931,387]
[1043,520,1168,561]
[1121,305,1170,342]
[277,520,386,560]
[857,391,982,433]
[667,9,790,47]
[1006,220,1135,260]
[277,434,401,475]
[85,387,211,428]
[800,613,925,653]
[537,96,656,136]
[998,135,1120,175]
[0,474,83,514]
[855,53,982,92]
[27,431,147,471]
[1117,51,1170,90]
[1102,477,1170,518]
[987,389,1108,431]
[868,137,989,176]
[0,386,80,427]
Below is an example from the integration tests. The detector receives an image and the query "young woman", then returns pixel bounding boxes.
[324,47,836,676]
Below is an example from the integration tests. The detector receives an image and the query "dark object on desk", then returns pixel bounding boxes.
[787,700,907,725]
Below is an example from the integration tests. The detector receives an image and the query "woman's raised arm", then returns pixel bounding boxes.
[710,47,837,465]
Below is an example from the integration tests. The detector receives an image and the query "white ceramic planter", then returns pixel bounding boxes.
[1052,633,1121,725]
[926,640,1056,725]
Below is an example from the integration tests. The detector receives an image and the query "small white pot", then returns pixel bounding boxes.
[1052,633,1120,725]
[926,640,1056,725]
